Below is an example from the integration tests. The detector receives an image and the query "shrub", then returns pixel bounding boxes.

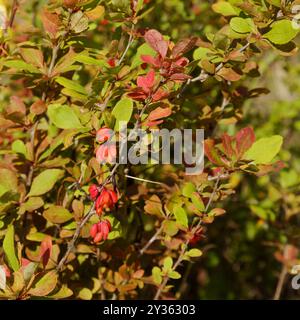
[0,0,299,300]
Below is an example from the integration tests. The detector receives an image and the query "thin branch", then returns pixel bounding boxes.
[154,239,189,300]
[177,42,250,99]
[125,174,163,186]
[47,44,59,77]
[7,0,18,31]
[204,175,220,213]
[273,264,287,300]
[139,224,164,255]
[154,175,221,300]
[273,245,290,300]
[117,24,135,66]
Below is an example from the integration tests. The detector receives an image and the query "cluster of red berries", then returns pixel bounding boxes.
[89,185,118,215]
[88,184,118,243]
[89,219,112,243]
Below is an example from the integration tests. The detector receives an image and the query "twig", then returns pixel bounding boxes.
[154,175,221,300]
[117,24,135,66]
[273,264,287,300]
[6,0,18,31]
[48,44,59,77]
[56,164,119,272]
[125,174,163,186]
[273,245,290,300]
[204,175,220,213]
[177,42,250,99]
[154,239,189,300]
[140,224,164,255]
[208,173,229,181]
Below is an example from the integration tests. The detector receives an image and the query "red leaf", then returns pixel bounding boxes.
[235,127,255,158]
[148,106,172,121]
[169,73,191,81]
[40,236,52,268]
[174,57,189,67]
[221,133,234,158]
[8,96,26,116]
[41,10,60,39]
[172,37,197,58]
[127,89,148,101]
[152,88,169,101]
[144,29,168,58]
[146,119,164,127]
[137,70,155,92]
[217,67,242,82]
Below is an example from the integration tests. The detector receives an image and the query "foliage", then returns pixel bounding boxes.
[0,0,299,300]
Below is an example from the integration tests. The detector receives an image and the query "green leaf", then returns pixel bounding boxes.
[78,288,93,300]
[47,104,82,129]
[230,17,256,34]
[47,285,73,299]
[3,60,41,73]
[61,88,87,101]
[191,192,205,211]
[168,270,181,279]
[163,257,173,272]
[43,205,73,224]
[75,54,107,67]
[26,232,49,242]
[182,182,196,198]
[28,169,64,197]
[187,248,203,258]
[3,225,20,272]
[193,47,213,61]
[152,267,162,285]
[55,77,87,95]
[162,220,178,236]
[112,98,133,131]
[0,168,18,197]
[263,20,299,45]
[212,1,239,16]
[12,140,27,157]
[28,270,58,297]
[244,135,283,164]
[18,197,44,215]
[174,207,188,228]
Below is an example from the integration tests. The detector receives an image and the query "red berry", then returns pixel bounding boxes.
[107,58,116,67]
[93,232,103,243]
[89,184,99,201]
[95,188,118,215]
[100,19,109,26]
[90,224,98,238]
[108,189,118,205]
[96,127,113,143]
[103,219,112,231]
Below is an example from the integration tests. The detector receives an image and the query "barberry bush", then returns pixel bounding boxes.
[0,0,299,300]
